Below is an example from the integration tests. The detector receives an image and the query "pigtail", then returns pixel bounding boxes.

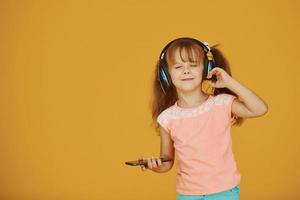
[151,60,177,134]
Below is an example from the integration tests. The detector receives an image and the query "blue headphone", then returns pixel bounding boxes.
[157,37,216,94]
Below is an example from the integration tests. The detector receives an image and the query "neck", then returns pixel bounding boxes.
[176,89,209,108]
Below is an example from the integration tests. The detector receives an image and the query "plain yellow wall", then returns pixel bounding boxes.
[0,0,299,199]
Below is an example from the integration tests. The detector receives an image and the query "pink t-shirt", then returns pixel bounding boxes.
[157,93,241,195]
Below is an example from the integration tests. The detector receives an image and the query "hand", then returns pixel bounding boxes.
[138,156,162,172]
[207,67,233,88]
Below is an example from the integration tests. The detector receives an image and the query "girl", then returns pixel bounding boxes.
[139,37,268,200]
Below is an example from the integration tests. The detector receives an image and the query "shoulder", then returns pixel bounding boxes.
[157,105,176,122]
[157,105,177,133]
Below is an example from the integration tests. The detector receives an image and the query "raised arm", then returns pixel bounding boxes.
[228,78,268,118]
[207,67,268,118]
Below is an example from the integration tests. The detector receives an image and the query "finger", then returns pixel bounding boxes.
[138,156,145,171]
[208,67,218,74]
[151,157,157,168]
[138,156,144,161]
[156,157,162,166]
[207,68,220,78]
[208,80,216,88]
[207,71,215,78]
[147,158,153,169]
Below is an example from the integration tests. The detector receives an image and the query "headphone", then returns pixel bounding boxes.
[157,37,216,94]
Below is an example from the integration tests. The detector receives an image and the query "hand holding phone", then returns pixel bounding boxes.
[125,156,172,169]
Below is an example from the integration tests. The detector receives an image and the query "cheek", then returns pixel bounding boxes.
[192,67,204,77]
[169,69,179,79]
[168,71,180,86]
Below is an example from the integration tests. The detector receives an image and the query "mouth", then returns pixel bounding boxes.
[181,78,194,81]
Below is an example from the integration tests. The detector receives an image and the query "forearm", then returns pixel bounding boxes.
[226,78,268,114]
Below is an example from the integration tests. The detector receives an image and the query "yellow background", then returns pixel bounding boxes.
[1,0,299,199]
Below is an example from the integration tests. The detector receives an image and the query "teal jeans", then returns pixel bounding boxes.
[177,185,240,200]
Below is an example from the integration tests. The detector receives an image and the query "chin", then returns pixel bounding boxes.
[177,86,201,93]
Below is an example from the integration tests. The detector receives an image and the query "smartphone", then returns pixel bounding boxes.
[125,157,173,167]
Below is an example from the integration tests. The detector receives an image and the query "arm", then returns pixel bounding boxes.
[227,78,268,118]
[144,125,175,173]
[207,67,268,118]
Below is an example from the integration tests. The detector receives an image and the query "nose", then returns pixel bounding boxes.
[183,66,190,74]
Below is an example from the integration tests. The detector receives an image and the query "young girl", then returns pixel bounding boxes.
[139,37,268,200]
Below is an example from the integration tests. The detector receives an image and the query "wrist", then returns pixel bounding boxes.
[225,77,237,90]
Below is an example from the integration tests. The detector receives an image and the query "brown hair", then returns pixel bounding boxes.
[151,38,244,133]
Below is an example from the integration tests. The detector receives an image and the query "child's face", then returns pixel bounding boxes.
[167,48,204,93]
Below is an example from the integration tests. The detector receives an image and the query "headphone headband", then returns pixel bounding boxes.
[159,37,211,60]
[157,37,216,95]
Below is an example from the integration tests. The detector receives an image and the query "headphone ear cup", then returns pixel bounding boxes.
[203,59,216,80]
[203,58,209,79]
[160,65,171,87]
[158,61,172,94]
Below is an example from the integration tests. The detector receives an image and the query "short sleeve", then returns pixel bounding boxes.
[215,93,237,121]
[157,111,171,134]
[224,94,237,121]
